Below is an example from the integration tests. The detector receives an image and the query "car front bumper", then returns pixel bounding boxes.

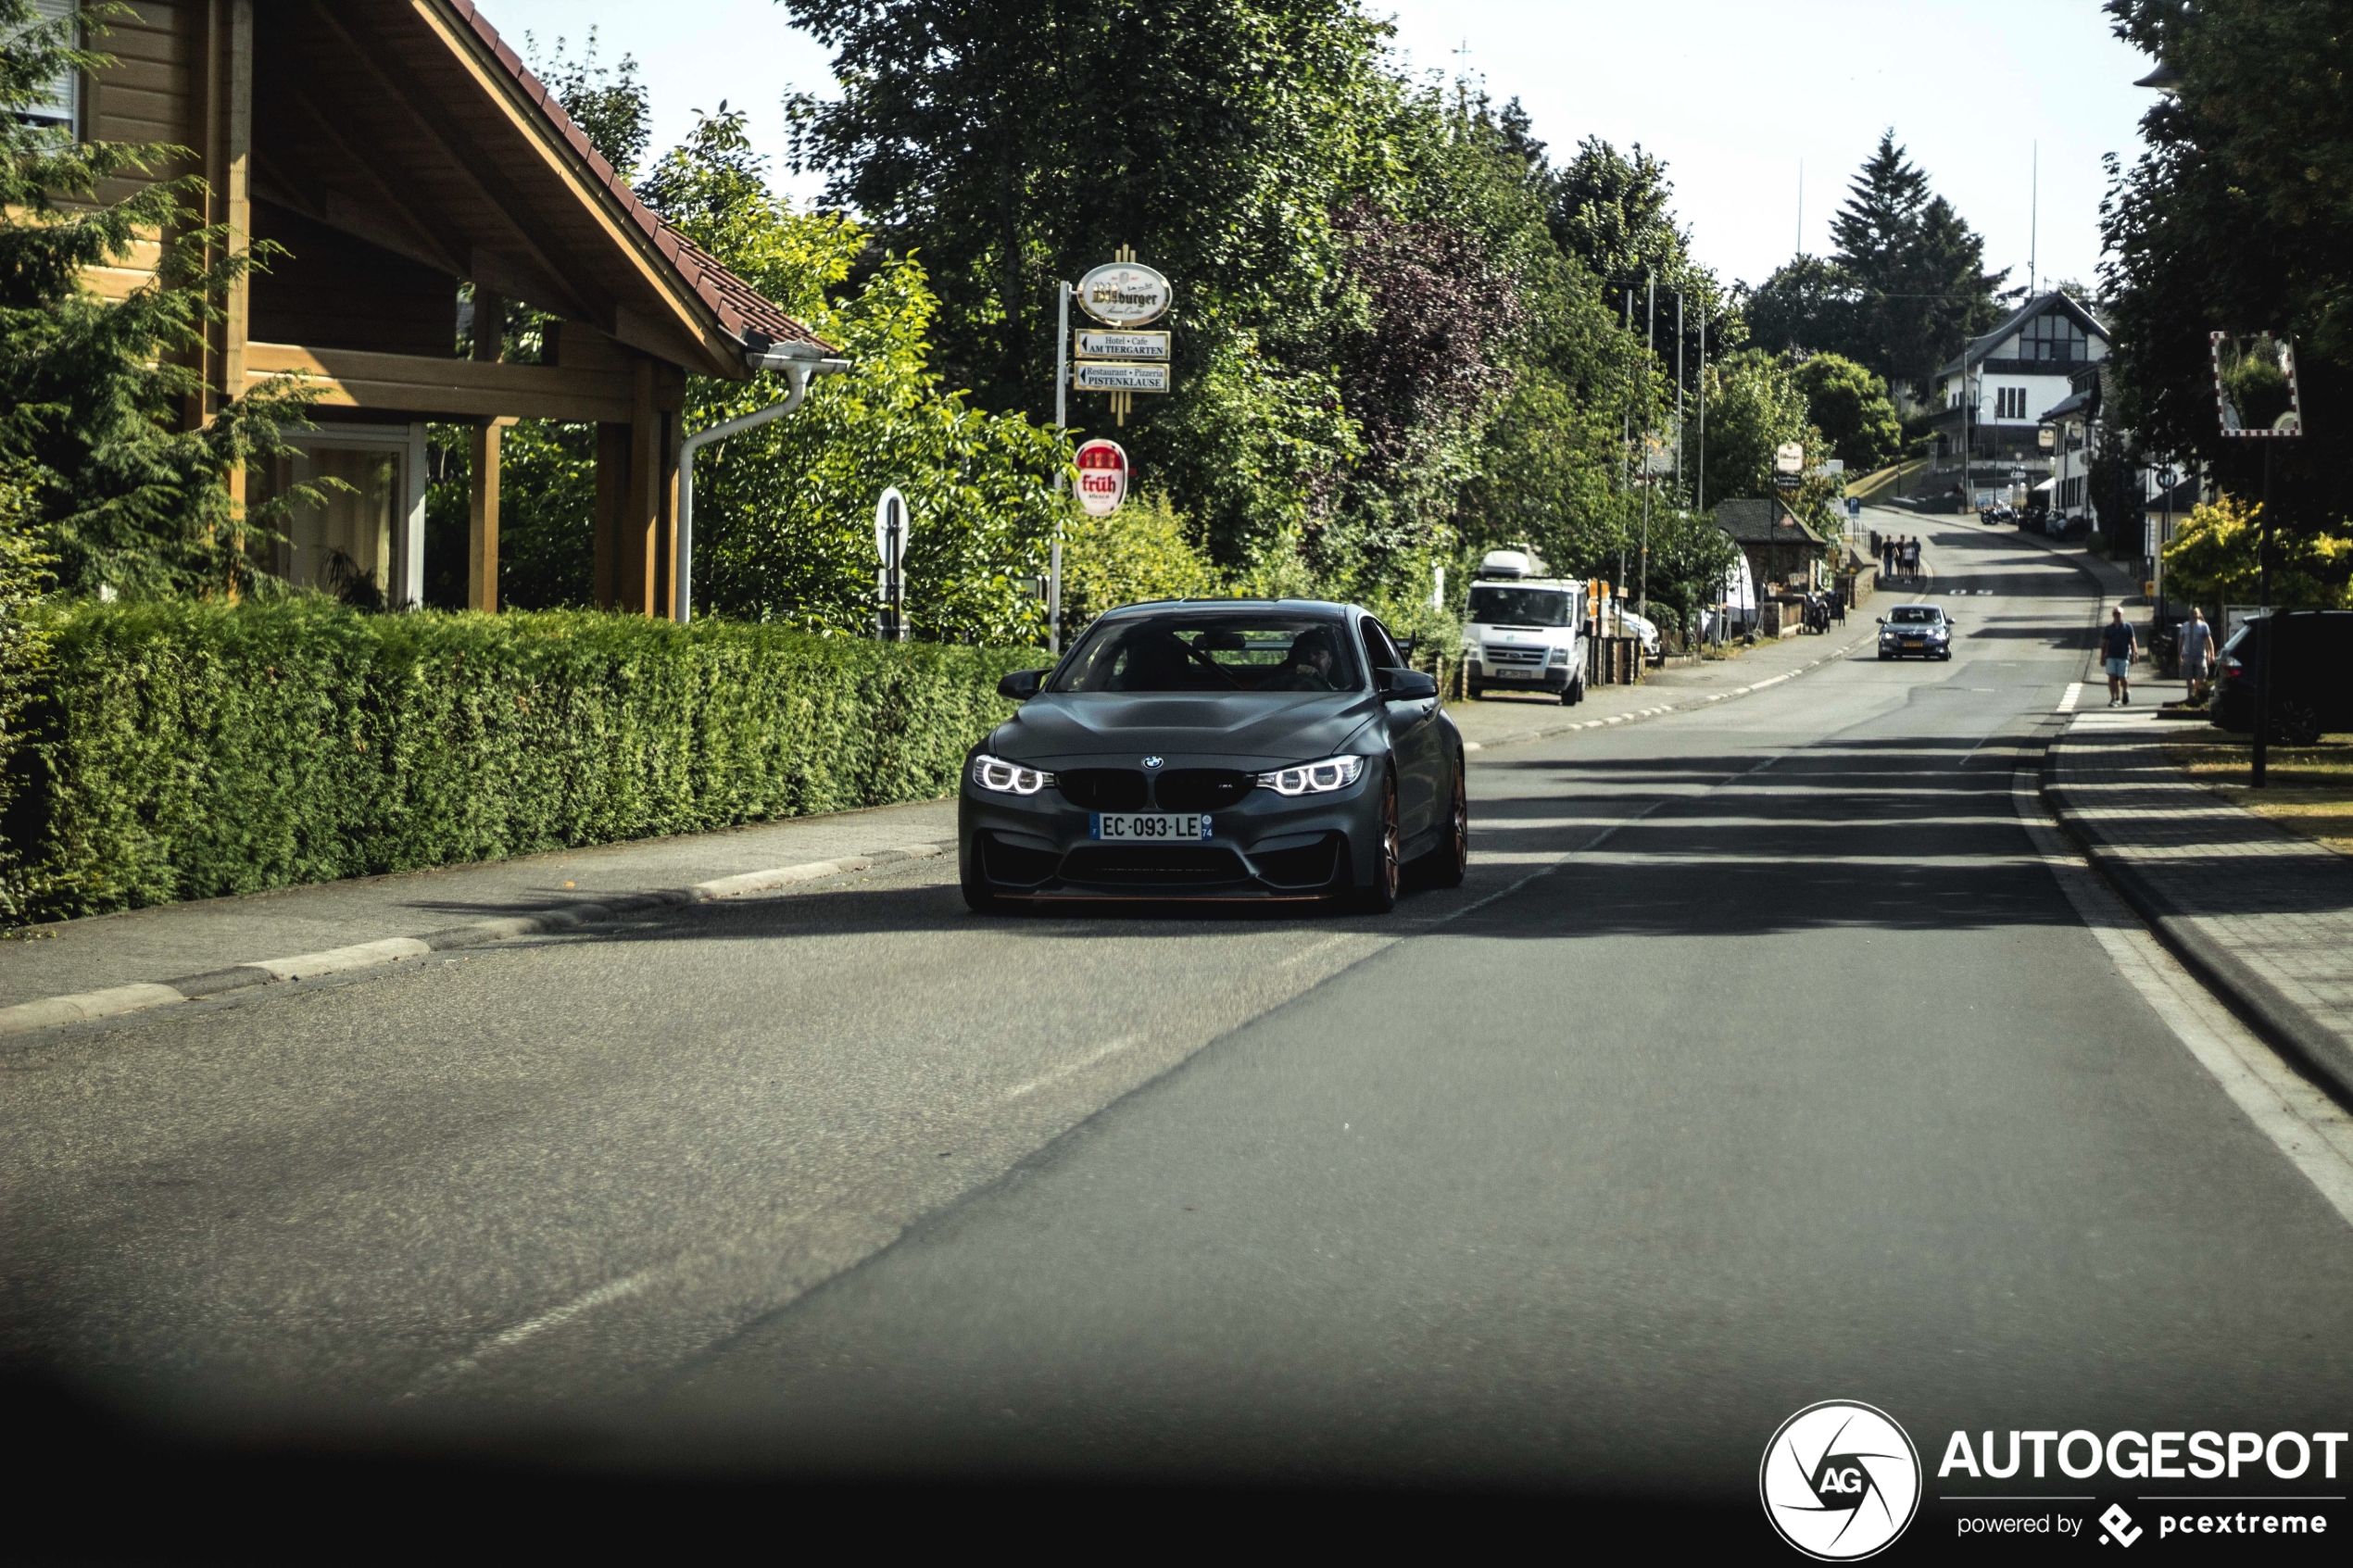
[960,766,1382,901]
[1466,657,1571,692]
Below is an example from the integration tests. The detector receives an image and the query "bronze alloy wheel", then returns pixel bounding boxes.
[1434,764,1468,887]
[1357,771,1402,913]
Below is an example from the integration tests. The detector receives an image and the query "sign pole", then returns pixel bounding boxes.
[1051,279,1069,657]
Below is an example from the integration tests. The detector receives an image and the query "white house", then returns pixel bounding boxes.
[1927,292,2110,466]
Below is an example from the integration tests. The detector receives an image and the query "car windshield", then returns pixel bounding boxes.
[1467,585,1574,627]
[1889,607,1944,625]
[1051,611,1365,694]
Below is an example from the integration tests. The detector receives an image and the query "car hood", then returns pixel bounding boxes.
[982,690,1381,770]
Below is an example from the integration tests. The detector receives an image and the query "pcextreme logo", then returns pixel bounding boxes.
[1761,1400,1923,1561]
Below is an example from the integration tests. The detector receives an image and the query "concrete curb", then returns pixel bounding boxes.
[2039,728,2353,1107]
[0,842,951,1041]
[1458,628,1881,754]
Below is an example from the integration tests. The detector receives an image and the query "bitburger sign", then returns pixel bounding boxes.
[1076,261,1172,327]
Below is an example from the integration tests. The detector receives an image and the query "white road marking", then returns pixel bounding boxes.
[1276,933,1358,969]
[2012,771,2353,1231]
[2057,682,2082,713]
[1000,1034,1147,1101]
[402,1266,664,1397]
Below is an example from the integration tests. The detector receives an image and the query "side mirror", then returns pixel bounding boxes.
[1378,667,1439,701]
[997,668,1047,700]
[1875,616,1886,624]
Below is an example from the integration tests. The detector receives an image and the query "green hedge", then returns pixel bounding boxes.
[7,599,1039,921]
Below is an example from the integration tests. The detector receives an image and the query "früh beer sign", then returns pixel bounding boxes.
[1074,439,1129,517]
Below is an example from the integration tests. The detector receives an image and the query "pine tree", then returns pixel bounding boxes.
[1830,130,1930,294]
[1819,130,2007,394]
[0,0,309,596]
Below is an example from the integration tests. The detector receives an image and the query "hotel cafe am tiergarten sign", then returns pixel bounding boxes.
[1072,254,1172,421]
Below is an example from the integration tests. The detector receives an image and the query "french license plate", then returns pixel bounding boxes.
[1091,812,1211,842]
[1498,665,1540,679]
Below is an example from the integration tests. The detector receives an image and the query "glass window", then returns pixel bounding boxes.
[2023,312,2087,363]
[1466,585,1574,627]
[1360,617,1403,672]
[1052,612,1365,695]
[1888,606,1944,625]
[12,0,79,132]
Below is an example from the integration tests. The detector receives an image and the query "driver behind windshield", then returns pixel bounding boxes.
[1255,626,1344,692]
[1053,614,1363,694]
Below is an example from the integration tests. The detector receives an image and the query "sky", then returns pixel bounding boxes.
[480,0,2159,297]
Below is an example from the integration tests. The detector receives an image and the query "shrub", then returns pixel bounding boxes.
[7,598,1037,921]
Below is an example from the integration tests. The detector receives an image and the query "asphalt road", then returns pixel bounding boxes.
[7,514,2351,1537]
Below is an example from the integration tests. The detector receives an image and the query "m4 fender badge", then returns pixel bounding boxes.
[1142,755,1164,769]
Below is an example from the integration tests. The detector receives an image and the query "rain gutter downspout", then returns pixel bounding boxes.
[676,345,851,623]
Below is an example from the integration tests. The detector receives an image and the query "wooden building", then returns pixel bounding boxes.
[68,0,840,614]
[1715,497,1829,594]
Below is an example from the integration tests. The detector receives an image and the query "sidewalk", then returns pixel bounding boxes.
[0,799,957,1026]
[2045,708,2353,1102]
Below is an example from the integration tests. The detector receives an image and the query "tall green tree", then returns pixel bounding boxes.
[1753,130,2010,395]
[1791,352,1902,472]
[0,0,311,596]
[1743,254,1861,361]
[2101,0,2353,533]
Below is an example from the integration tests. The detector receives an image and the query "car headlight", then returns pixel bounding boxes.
[1549,646,1570,665]
[972,754,1056,796]
[1255,755,1366,797]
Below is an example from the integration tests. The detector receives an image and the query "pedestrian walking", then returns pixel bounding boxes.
[2102,608,2139,707]
[1880,536,1895,578]
[1903,538,1920,579]
[2179,607,2215,706]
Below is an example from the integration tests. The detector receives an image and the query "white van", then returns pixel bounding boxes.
[1461,551,1587,705]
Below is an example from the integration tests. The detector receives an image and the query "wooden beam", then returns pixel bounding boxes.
[656,404,682,622]
[216,1,254,418]
[403,0,752,381]
[244,342,635,423]
[303,1,602,326]
[594,422,628,610]
[466,289,503,612]
[468,423,499,614]
[266,79,470,278]
[621,358,658,615]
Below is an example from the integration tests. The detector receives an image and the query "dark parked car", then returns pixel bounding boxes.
[1877,603,1955,660]
[960,600,1468,912]
[2211,610,2353,744]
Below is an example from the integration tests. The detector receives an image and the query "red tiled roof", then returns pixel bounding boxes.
[444,0,839,359]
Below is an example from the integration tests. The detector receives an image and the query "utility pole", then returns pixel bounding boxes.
[1049,278,1069,656]
[1619,288,1632,605]
[2254,444,2274,785]
[1675,291,1685,502]
[1696,306,1707,513]
[1642,270,1655,621]
[2028,141,2039,297]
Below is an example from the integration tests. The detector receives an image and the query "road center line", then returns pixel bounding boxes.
[1000,1034,1147,1101]
[400,1265,664,1399]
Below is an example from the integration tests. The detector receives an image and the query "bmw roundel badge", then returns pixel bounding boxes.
[1142,755,1164,769]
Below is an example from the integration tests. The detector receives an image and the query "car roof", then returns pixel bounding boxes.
[1468,578,1581,592]
[1101,597,1354,618]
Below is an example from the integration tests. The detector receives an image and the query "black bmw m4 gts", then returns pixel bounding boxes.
[959,600,1469,913]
